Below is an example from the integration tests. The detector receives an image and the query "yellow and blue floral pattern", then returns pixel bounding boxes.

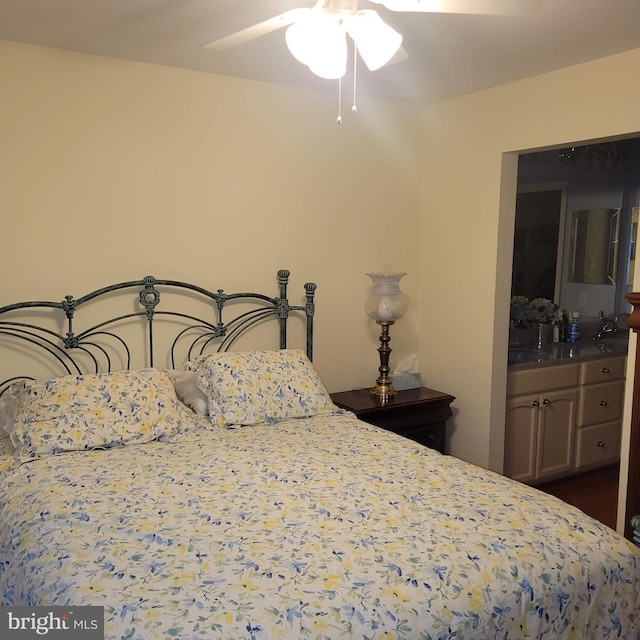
[191,349,337,426]
[7,368,183,460]
[0,413,638,639]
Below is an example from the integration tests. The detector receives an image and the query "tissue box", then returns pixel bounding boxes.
[392,372,422,390]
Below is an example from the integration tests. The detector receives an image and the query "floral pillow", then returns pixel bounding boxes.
[191,349,336,427]
[8,368,183,460]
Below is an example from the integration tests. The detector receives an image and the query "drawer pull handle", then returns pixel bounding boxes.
[542,398,551,405]
[532,400,539,407]
[597,441,605,447]
[602,367,610,374]
[600,400,608,407]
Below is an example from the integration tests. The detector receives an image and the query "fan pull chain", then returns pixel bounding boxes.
[337,41,359,124]
[352,41,358,115]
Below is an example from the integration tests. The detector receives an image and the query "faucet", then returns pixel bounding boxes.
[593,311,618,340]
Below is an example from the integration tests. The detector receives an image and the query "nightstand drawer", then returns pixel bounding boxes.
[330,387,455,455]
[362,401,453,431]
[391,423,447,453]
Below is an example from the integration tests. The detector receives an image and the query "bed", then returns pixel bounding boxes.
[0,271,638,640]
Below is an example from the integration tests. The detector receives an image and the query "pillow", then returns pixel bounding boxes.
[169,369,210,415]
[0,392,17,435]
[191,349,336,427]
[8,368,183,460]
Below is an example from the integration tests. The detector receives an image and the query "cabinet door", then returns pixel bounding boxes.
[505,395,538,483]
[536,388,577,481]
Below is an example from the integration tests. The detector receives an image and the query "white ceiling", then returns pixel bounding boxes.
[1,0,640,104]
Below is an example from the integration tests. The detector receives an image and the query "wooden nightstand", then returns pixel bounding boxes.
[330,387,455,454]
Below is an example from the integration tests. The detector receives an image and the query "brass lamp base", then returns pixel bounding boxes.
[370,319,397,400]
[370,379,398,400]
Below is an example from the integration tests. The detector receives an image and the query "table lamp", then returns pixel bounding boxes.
[365,270,407,399]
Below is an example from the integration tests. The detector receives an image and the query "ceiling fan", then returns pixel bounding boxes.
[204,0,543,80]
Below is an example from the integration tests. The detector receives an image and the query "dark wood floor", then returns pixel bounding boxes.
[536,465,619,530]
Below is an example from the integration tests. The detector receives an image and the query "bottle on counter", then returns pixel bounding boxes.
[559,312,568,342]
[566,312,581,343]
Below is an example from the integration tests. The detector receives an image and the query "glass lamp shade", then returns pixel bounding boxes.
[346,10,403,71]
[285,12,348,79]
[365,272,407,321]
[368,0,421,11]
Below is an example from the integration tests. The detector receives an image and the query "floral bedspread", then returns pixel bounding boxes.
[0,412,639,639]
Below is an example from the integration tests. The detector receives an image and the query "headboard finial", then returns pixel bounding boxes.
[139,277,161,320]
[62,295,77,318]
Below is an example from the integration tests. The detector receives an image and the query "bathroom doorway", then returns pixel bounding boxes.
[515,140,639,319]
[509,138,640,530]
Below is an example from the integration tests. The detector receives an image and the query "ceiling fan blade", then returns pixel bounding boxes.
[368,0,542,15]
[203,8,312,50]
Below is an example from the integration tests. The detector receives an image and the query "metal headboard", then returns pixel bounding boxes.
[0,269,316,394]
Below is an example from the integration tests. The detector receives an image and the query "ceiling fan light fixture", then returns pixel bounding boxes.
[307,39,347,79]
[285,12,348,79]
[346,10,403,71]
[369,0,422,11]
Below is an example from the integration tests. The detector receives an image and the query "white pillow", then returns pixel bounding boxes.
[170,369,210,415]
[0,392,17,435]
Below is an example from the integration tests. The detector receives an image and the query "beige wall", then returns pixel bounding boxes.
[418,48,640,512]
[3,39,640,525]
[0,40,422,393]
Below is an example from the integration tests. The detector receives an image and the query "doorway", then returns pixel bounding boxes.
[509,138,640,532]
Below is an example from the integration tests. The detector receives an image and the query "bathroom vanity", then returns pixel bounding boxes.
[505,342,627,485]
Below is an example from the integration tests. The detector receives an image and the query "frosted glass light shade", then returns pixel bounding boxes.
[347,10,403,71]
[368,0,423,11]
[365,272,408,321]
[286,12,347,79]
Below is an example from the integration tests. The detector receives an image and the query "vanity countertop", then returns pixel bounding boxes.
[508,339,629,370]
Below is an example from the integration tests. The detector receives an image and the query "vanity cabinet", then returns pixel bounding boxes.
[505,355,625,484]
[505,364,579,483]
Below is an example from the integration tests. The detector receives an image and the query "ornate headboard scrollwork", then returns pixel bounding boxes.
[0,270,316,394]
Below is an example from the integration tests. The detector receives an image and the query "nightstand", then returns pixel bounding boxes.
[330,387,455,454]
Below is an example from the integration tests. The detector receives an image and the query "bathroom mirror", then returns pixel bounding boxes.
[567,208,620,285]
[511,187,563,301]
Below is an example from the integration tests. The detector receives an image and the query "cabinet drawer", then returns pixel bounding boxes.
[577,381,624,427]
[575,421,621,470]
[580,357,626,385]
[507,363,579,396]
